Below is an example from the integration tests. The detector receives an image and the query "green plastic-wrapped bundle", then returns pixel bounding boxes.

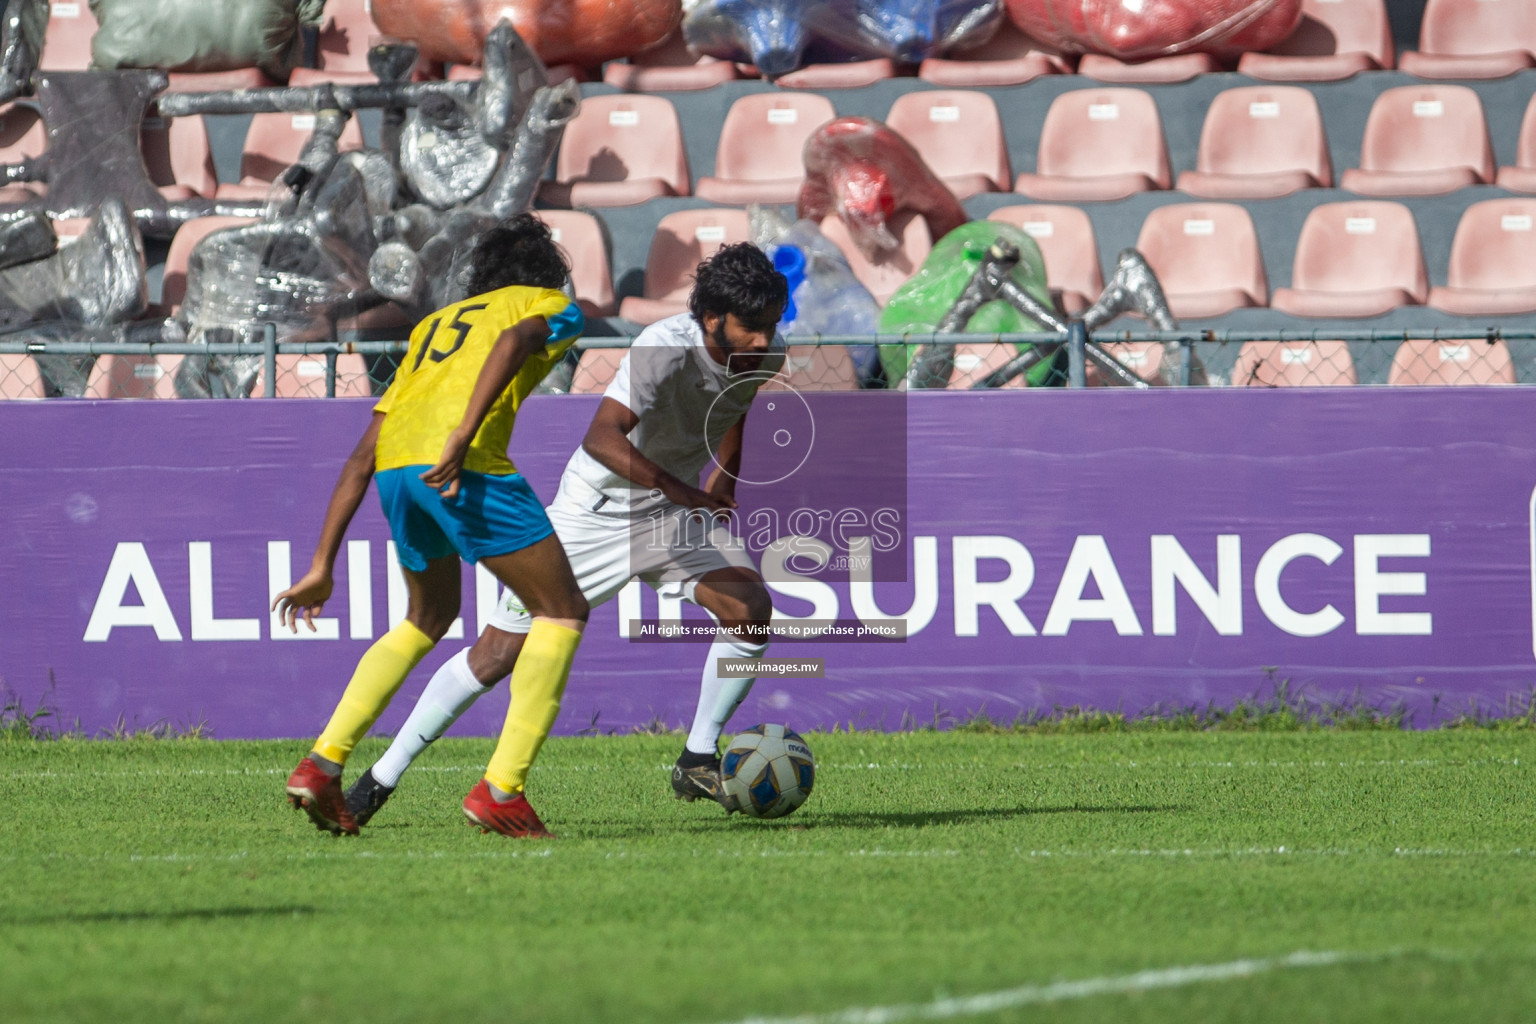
[878,220,1064,388]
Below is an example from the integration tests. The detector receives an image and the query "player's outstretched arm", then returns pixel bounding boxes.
[420,315,551,500]
[274,411,384,633]
[702,414,745,503]
[583,397,736,513]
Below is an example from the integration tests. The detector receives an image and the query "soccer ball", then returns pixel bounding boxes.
[720,723,815,819]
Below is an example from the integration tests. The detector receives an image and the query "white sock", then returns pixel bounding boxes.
[686,633,768,755]
[371,648,495,788]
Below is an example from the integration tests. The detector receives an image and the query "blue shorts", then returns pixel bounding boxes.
[375,467,554,572]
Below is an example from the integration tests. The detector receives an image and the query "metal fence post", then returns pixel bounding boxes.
[1067,320,1087,388]
[263,323,278,399]
[325,349,338,398]
[1180,336,1194,387]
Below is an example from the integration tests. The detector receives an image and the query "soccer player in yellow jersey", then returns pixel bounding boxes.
[273,214,589,839]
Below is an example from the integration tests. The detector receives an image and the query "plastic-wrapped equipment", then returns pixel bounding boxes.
[878,220,1060,387]
[370,0,682,68]
[1005,0,1302,60]
[89,0,326,78]
[797,116,968,261]
[683,0,1003,77]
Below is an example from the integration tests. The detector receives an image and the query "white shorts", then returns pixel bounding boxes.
[486,496,759,634]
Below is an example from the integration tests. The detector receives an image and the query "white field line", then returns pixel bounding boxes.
[712,949,1378,1024]
[1,757,1522,780]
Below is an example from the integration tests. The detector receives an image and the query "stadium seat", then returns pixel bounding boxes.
[140,114,218,200]
[603,30,742,91]
[1237,0,1394,81]
[1087,342,1167,386]
[1270,201,1427,318]
[618,207,751,324]
[884,90,1010,199]
[819,210,933,306]
[0,354,44,399]
[569,347,624,394]
[1427,199,1536,316]
[1389,339,1516,386]
[157,216,260,314]
[1134,203,1268,320]
[165,68,280,92]
[252,353,375,398]
[694,92,836,205]
[534,209,617,318]
[1398,0,1536,79]
[447,62,592,86]
[39,1,95,71]
[1495,94,1536,194]
[314,0,382,76]
[986,205,1103,315]
[1014,89,1171,202]
[214,111,366,199]
[1339,86,1495,197]
[946,342,1027,389]
[0,103,46,203]
[774,59,899,90]
[539,94,689,208]
[1230,340,1358,387]
[917,22,1073,86]
[84,354,185,399]
[1078,52,1221,84]
[1176,86,1332,200]
[760,345,862,391]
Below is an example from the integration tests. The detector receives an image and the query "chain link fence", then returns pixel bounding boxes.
[2,327,1534,398]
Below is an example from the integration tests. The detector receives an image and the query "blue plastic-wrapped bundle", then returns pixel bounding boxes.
[683,0,1003,77]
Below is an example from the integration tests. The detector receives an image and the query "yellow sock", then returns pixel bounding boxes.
[313,621,436,764]
[483,619,582,794]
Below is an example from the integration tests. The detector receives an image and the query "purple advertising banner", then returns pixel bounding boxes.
[3,388,1535,738]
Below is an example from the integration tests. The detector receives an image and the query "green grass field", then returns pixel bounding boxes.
[4,730,1536,1023]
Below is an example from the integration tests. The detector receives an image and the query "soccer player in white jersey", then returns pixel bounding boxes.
[344,243,790,823]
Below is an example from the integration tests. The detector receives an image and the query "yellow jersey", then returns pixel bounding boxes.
[374,285,583,476]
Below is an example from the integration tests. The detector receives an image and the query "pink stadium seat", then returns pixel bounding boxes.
[1389,340,1516,386]
[986,205,1103,315]
[85,355,185,399]
[603,30,742,91]
[0,354,44,399]
[946,342,1027,389]
[166,68,280,92]
[1177,86,1332,200]
[1340,86,1495,197]
[569,347,623,394]
[1230,340,1358,387]
[695,93,835,205]
[884,90,1009,199]
[252,354,375,398]
[39,1,95,71]
[535,209,617,317]
[774,59,899,90]
[539,94,689,208]
[1134,203,1268,320]
[618,207,751,324]
[1398,0,1536,79]
[819,210,932,306]
[48,215,90,244]
[158,216,260,314]
[1014,89,1171,202]
[215,110,366,199]
[447,63,591,86]
[1085,342,1167,385]
[1238,0,1394,81]
[1427,199,1536,316]
[918,22,1073,87]
[140,114,218,200]
[314,0,381,76]
[1078,52,1221,84]
[760,345,861,391]
[1495,94,1536,194]
[0,103,46,203]
[1270,201,1427,318]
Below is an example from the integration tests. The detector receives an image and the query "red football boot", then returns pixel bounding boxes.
[461,779,553,838]
[286,757,359,836]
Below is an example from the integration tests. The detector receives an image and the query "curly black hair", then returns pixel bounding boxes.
[465,213,571,295]
[688,242,788,330]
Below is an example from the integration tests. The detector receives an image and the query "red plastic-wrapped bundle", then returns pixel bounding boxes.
[370,0,682,67]
[798,117,968,260]
[1005,0,1302,60]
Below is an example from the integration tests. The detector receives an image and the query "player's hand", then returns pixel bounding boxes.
[421,429,472,499]
[661,477,737,514]
[272,569,334,634]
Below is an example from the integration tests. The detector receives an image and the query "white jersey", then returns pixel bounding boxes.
[558,313,785,514]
